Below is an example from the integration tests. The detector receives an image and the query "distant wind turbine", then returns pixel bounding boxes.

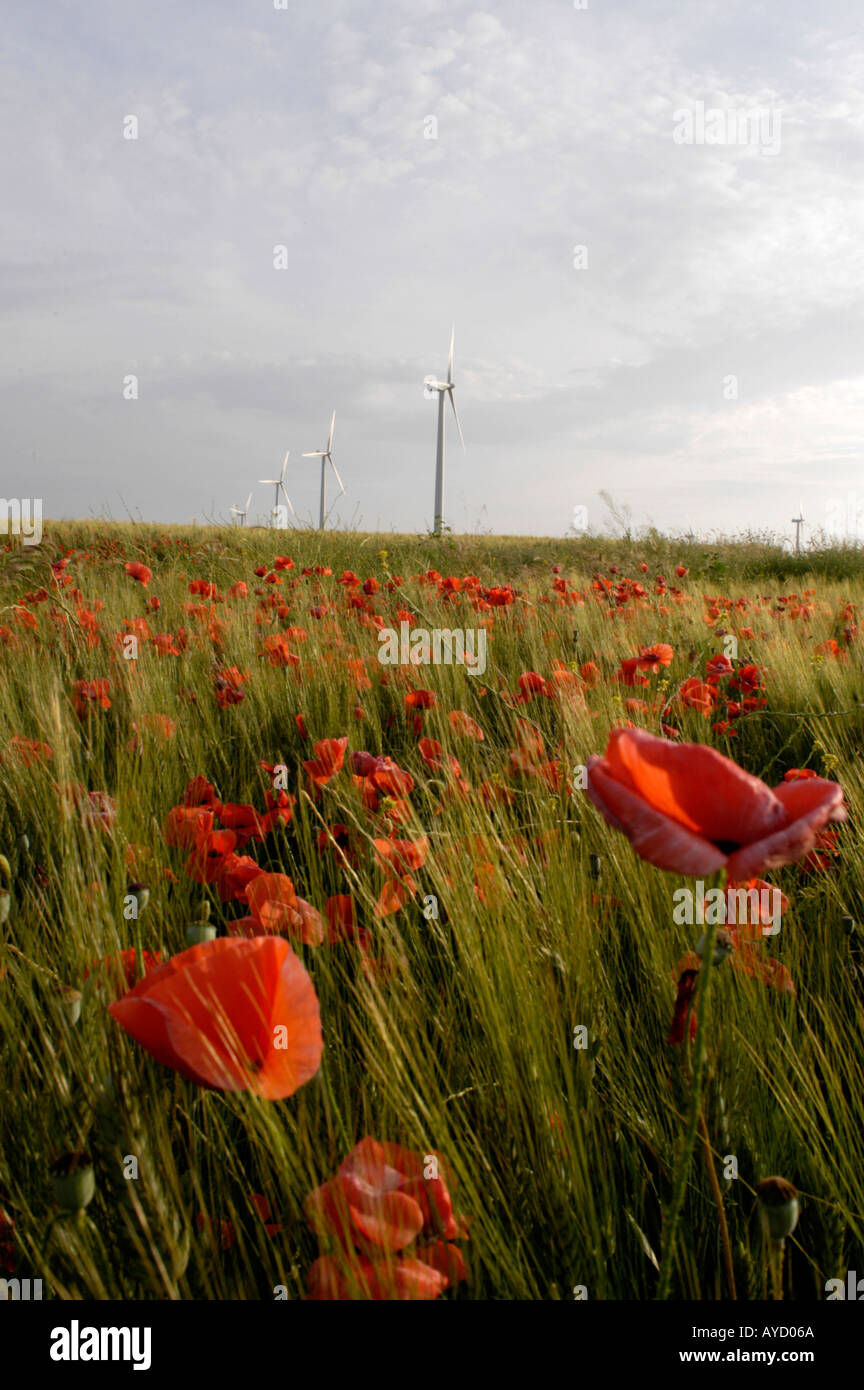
[230,492,252,526]
[302,412,345,530]
[259,452,295,527]
[791,500,805,554]
[424,324,465,536]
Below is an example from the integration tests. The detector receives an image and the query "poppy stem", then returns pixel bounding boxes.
[769,1238,785,1300]
[657,918,718,1300]
[698,1108,737,1299]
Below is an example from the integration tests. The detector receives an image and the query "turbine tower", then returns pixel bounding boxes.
[424,324,465,536]
[791,500,805,555]
[259,452,295,528]
[229,492,252,526]
[302,412,345,530]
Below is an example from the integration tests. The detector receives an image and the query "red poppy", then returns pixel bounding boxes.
[164,805,215,849]
[637,644,674,671]
[125,562,153,585]
[263,788,296,830]
[303,737,348,787]
[705,653,733,678]
[305,1137,464,1264]
[373,836,429,875]
[517,671,548,696]
[614,659,649,688]
[6,736,53,765]
[182,776,222,811]
[213,667,248,707]
[405,689,436,711]
[668,969,699,1044]
[368,756,414,798]
[260,634,300,667]
[216,853,263,902]
[676,677,716,717]
[218,803,268,846]
[72,679,111,719]
[448,710,484,740]
[108,937,322,1098]
[85,949,163,996]
[245,872,324,946]
[585,728,847,878]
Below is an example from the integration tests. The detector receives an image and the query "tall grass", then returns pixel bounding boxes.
[0,522,862,1299]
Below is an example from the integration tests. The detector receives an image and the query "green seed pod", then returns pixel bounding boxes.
[187,899,216,944]
[0,855,11,925]
[127,881,150,914]
[52,984,82,1026]
[51,1152,95,1212]
[696,928,734,965]
[757,1175,799,1242]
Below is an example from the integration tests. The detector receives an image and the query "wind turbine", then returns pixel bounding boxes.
[259,452,295,528]
[302,412,345,530]
[791,499,805,554]
[229,492,252,526]
[424,324,465,535]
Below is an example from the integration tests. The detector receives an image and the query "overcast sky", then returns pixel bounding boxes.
[3,0,863,541]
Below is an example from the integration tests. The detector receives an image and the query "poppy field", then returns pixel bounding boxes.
[1,523,863,1302]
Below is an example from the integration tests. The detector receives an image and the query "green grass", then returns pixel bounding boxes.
[1,521,862,1300]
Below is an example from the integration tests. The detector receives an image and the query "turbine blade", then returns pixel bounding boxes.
[448,323,455,380]
[448,388,465,449]
[329,457,345,494]
[280,450,290,483]
[328,411,336,452]
[245,493,252,511]
[279,483,297,516]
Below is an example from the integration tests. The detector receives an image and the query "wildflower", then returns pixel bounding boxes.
[125,562,153,585]
[585,728,846,878]
[108,937,322,1098]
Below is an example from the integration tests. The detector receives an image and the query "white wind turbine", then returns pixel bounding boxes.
[424,324,465,536]
[259,451,296,528]
[302,411,345,530]
[229,492,252,526]
[791,499,805,554]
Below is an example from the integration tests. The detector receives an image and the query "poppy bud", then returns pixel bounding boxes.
[52,984,82,1026]
[0,855,11,925]
[16,833,30,857]
[187,899,216,944]
[589,854,601,880]
[757,1176,799,1242]
[841,915,855,937]
[696,928,734,965]
[127,881,150,914]
[51,1152,95,1212]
